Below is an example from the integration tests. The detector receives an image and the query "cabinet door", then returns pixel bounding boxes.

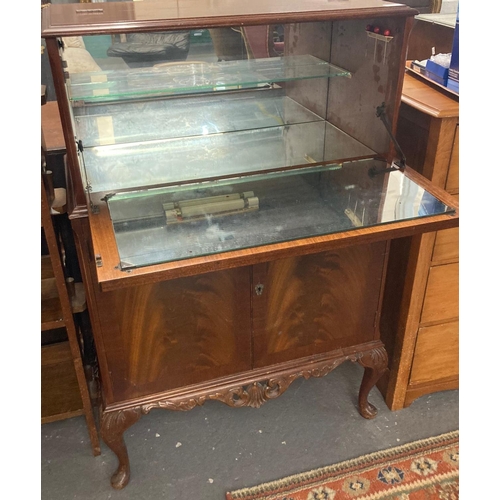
[96,267,252,403]
[252,242,387,368]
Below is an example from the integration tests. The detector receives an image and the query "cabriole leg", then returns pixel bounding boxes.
[357,346,388,419]
[101,407,142,489]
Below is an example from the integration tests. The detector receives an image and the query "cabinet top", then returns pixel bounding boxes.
[41,0,417,37]
[402,73,459,118]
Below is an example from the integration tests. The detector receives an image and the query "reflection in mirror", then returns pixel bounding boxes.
[74,26,285,73]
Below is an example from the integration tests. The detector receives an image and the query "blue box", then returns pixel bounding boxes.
[446,78,459,93]
[425,59,449,86]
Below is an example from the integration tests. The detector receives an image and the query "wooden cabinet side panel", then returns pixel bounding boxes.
[95,267,253,403]
[422,117,457,187]
[378,232,435,409]
[72,217,116,404]
[396,105,458,190]
[252,242,387,367]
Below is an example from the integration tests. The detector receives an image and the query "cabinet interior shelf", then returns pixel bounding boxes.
[76,91,328,147]
[82,116,375,194]
[69,55,351,103]
[76,91,375,194]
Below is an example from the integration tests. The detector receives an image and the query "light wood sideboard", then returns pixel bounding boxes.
[379,71,459,409]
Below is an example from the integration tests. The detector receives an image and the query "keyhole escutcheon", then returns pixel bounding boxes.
[255,284,264,296]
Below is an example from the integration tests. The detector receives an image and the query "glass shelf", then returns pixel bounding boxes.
[106,161,455,270]
[82,118,375,193]
[68,55,351,102]
[75,90,325,148]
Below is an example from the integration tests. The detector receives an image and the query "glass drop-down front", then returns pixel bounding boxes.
[106,161,455,270]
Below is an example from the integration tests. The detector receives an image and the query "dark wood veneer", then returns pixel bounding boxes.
[42,0,418,37]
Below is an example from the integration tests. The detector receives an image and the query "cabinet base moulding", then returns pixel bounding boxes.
[101,341,388,489]
[404,376,459,408]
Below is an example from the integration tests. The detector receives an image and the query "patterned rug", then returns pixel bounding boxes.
[226,431,458,500]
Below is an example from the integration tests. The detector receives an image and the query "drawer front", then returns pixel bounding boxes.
[445,124,459,192]
[420,262,459,324]
[409,320,459,385]
[432,226,459,263]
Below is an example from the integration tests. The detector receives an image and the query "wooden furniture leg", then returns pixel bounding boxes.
[101,407,142,489]
[357,345,388,419]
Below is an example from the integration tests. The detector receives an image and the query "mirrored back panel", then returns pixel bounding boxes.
[63,22,403,195]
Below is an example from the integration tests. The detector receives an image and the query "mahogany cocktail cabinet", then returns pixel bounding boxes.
[42,0,458,489]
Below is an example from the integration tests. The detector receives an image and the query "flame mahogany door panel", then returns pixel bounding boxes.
[96,266,252,403]
[252,242,388,368]
[94,242,387,403]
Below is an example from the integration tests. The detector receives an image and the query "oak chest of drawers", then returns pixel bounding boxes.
[380,72,459,409]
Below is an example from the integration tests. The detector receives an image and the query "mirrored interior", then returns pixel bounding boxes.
[63,25,378,194]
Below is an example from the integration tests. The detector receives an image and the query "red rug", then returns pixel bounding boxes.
[226,431,458,500]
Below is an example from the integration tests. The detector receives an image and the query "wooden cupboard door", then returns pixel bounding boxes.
[252,243,387,368]
[97,267,252,403]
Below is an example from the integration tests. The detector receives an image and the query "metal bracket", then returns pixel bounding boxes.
[376,102,406,171]
[368,159,404,178]
[101,193,116,203]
